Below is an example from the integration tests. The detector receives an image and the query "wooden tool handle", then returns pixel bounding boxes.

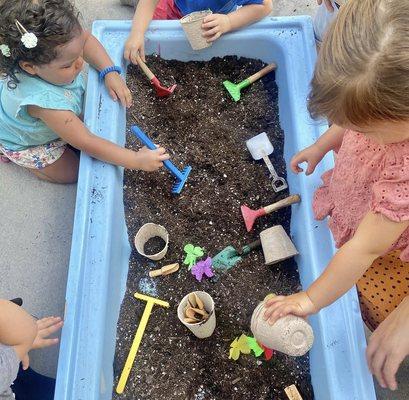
[135,54,155,81]
[264,194,301,215]
[248,62,277,84]
[284,384,303,400]
[149,269,163,278]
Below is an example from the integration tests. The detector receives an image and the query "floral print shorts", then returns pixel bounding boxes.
[0,140,67,169]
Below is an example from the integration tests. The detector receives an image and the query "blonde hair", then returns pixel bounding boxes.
[308,0,409,127]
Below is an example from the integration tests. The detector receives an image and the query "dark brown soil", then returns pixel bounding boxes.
[143,236,167,255]
[113,55,313,400]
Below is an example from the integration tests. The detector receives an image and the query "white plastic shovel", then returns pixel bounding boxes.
[246,132,288,192]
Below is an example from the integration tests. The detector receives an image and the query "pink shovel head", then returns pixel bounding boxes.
[240,205,267,232]
[151,77,177,97]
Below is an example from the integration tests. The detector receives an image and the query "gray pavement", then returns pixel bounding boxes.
[0,0,407,399]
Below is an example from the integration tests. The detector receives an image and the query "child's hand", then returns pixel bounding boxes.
[133,146,170,171]
[263,292,317,325]
[124,31,145,64]
[366,296,409,391]
[317,0,335,12]
[21,316,63,370]
[31,317,63,350]
[104,72,132,108]
[202,14,232,42]
[291,143,326,175]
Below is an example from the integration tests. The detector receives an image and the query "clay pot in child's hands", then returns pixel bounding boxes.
[251,299,314,356]
[180,10,213,50]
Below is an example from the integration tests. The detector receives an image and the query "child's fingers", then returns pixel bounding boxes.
[265,295,286,307]
[290,155,305,173]
[37,316,61,330]
[383,355,402,391]
[207,32,222,43]
[109,89,118,102]
[125,88,132,108]
[290,161,303,174]
[263,300,285,320]
[124,47,131,62]
[155,146,167,155]
[371,350,388,388]
[305,160,317,175]
[202,19,218,30]
[203,15,216,24]
[39,337,60,348]
[267,304,296,325]
[158,153,170,161]
[324,0,334,12]
[203,26,220,38]
[116,89,128,108]
[40,320,63,337]
[129,48,140,66]
[140,45,146,63]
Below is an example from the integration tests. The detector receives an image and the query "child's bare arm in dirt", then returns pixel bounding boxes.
[291,124,345,175]
[202,0,273,42]
[264,212,409,323]
[27,107,170,171]
[125,0,160,63]
[82,31,132,108]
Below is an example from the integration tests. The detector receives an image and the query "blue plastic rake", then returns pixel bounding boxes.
[131,125,192,194]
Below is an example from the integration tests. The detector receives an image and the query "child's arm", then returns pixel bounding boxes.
[0,300,37,361]
[27,107,169,171]
[263,212,409,322]
[82,32,132,108]
[124,0,160,64]
[202,0,273,42]
[291,124,345,175]
[0,300,63,370]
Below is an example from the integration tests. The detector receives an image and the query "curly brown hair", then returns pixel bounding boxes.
[0,0,81,88]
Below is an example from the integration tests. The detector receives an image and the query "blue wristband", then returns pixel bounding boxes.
[99,65,122,80]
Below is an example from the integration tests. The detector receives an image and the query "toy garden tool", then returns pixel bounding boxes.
[246,132,288,192]
[241,194,301,232]
[135,54,176,97]
[223,62,276,102]
[131,125,192,194]
[116,292,170,394]
[213,239,262,270]
[149,263,180,277]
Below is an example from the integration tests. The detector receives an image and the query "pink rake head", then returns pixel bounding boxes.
[240,205,267,232]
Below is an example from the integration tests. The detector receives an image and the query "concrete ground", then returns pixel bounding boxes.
[0,0,407,398]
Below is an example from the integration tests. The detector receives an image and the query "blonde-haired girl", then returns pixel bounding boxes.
[264,0,409,391]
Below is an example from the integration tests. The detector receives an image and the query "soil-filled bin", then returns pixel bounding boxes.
[54,19,376,400]
[115,55,313,399]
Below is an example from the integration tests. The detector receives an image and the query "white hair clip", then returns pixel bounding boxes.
[0,44,11,57]
[15,20,38,49]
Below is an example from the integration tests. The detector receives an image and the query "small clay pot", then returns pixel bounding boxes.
[180,10,213,50]
[177,291,216,338]
[134,223,169,261]
[251,300,314,356]
[260,225,298,265]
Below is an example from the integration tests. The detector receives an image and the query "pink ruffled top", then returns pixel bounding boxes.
[313,130,409,261]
